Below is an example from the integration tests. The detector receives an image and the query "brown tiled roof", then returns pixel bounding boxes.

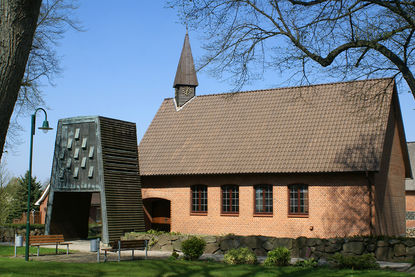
[139,78,395,175]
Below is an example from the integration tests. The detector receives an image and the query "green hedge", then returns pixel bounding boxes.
[0,224,44,230]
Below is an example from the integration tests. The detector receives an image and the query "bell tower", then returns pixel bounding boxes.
[173,31,198,107]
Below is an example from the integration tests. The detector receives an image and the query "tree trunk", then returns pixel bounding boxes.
[0,0,42,161]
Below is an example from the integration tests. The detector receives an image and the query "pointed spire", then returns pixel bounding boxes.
[173,32,198,88]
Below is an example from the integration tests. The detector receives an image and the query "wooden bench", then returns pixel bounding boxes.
[29,234,71,256]
[101,239,148,262]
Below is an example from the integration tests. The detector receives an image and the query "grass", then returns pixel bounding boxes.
[0,257,412,277]
[0,245,70,257]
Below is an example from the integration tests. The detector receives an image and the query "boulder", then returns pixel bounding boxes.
[241,236,262,249]
[406,246,415,256]
[343,242,364,255]
[220,238,240,251]
[204,243,220,254]
[274,238,293,249]
[394,244,406,257]
[172,240,182,251]
[149,243,161,251]
[157,235,171,246]
[376,247,393,261]
[325,242,342,253]
[307,238,323,247]
[263,238,276,251]
[389,239,401,245]
[366,243,376,252]
[404,240,415,247]
[263,237,293,250]
[169,235,180,241]
[254,248,267,257]
[202,236,217,244]
[296,237,308,249]
[377,240,388,247]
[161,244,173,252]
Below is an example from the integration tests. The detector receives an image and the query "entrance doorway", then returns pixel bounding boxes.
[49,192,92,239]
[143,198,171,232]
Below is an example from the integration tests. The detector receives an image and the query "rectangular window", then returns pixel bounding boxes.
[289,184,308,216]
[255,185,273,214]
[191,185,207,213]
[222,185,239,214]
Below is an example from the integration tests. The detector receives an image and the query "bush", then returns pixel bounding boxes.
[181,236,206,260]
[224,247,257,265]
[1,223,44,230]
[169,250,180,260]
[264,247,291,266]
[294,258,318,268]
[330,253,379,270]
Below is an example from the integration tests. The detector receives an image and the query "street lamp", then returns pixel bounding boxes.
[25,108,53,261]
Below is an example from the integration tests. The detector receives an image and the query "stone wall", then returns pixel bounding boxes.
[0,226,44,242]
[125,232,415,262]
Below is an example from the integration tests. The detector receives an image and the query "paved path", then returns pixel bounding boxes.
[6,240,415,272]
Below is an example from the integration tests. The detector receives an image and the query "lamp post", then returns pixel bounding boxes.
[25,108,53,261]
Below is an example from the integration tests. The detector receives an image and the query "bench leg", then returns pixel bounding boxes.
[132,250,134,260]
[97,244,100,263]
[145,240,148,260]
[118,241,121,262]
[56,244,58,254]
[104,250,107,262]
[66,244,69,255]
[37,246,40,257]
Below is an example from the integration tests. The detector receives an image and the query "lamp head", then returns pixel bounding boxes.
[39,120,53,133]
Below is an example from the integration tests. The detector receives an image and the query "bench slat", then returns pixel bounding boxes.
[109,240,147,250]
[29,235,66,245]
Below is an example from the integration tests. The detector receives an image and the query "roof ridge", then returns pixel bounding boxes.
[163,77,394,101]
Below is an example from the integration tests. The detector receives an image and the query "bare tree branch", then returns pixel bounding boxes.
[168,0,415,99]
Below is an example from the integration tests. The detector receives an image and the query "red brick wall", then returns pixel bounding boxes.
[406,192,415,211]
[39,195,48,224]
[142,173,371,238]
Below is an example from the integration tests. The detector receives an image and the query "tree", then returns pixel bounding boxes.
[169,0,415,96]
[0,0,42,161]
[7,171,42,223]
[0,162,11,224]
[0,0,80,160]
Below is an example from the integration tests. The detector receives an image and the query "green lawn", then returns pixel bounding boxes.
[0,245,69,257]
[0,257,412,277]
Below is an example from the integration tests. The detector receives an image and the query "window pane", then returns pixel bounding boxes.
[289,185,308,215]
[192,185,207,212]
[222,185,238,213]
[255,187,263,212]
[255,186,273,213]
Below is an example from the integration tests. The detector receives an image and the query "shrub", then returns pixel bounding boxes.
[1,223,44,230]
[330,253,379,270]
[146,229,165,235]
[264,247,291,266]
[294,258,318,268]
[224,247,257,265]
[181,236,206,260]
[169,250,180,260]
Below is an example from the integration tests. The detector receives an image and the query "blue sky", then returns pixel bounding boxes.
[3,0,415,183]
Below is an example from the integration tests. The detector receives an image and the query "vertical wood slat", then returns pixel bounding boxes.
[99,117,145,242]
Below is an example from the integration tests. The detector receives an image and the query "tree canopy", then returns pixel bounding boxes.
[6,171,42,223]
[169,0,415,96]
[0,0,79,160]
